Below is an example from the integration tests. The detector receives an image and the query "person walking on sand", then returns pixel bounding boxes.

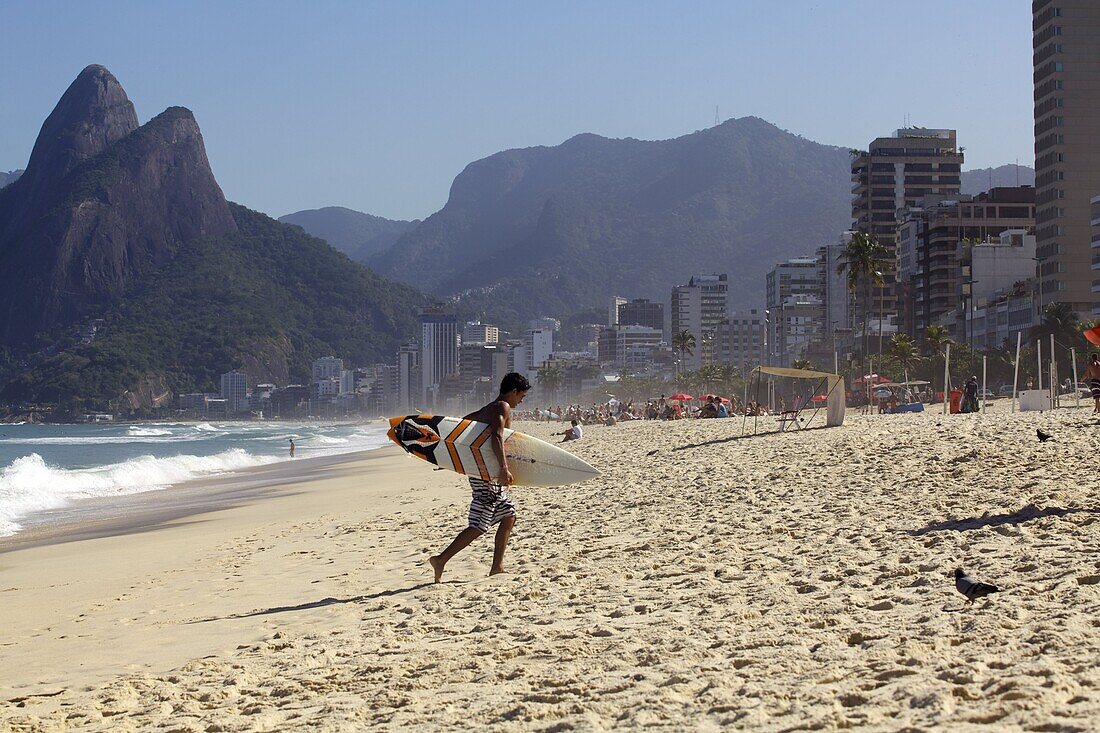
[1087,353,1100,413]
[429,372,531,583]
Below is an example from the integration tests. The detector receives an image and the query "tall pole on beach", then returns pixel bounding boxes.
[942,343,951,415]
[1012,331,1022,413]
[1050,334,1057,408]
[1071,347,1080,409]
[981,355,987,415]
[1036,340,1043,392]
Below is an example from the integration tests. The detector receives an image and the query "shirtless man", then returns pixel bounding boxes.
[429,372,530,582]
[1087,353,1100,414]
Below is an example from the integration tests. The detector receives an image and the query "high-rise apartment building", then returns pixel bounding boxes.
[608,297,627,326]
[715,310,765,375]
[851,128,963,343]
[311,356,343,383]
[462,322,499,344]
[895,187,1035,339]
[396,343,420,411]
[419,306,459,405]
[765,258,821,310]
[522,329,554,377]
[219,370,248,414]
[765,258,825,367]
[817,236,853,337]
[671,274,728,370]
[1032,0,1100,317]
[617,298,665,332]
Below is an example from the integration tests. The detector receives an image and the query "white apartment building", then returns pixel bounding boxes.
[311,356,343,383]
[219,370,248,414]
[462,322,499,344]
[715,310,764,375]
[671,274,728,371]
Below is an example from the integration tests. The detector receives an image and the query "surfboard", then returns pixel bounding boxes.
[386,414,599,487]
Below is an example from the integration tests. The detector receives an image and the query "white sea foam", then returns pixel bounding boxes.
[128,427,173,437]
[0,449,276,537]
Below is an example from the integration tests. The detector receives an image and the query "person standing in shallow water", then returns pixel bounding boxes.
[429,372,531,583]
[289,438,295,458]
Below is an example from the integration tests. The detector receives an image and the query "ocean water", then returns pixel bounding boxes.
[0,421,390,537]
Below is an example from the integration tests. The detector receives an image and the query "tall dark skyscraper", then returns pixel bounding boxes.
[1032,0,1100,318]
[850,129,962,347]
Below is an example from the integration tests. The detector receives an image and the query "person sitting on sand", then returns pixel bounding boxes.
[429,372,530,583]
[556,419,583,442]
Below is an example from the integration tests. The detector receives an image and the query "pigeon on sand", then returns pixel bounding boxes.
[955,568,1000,604]
[1037,428,1054,443]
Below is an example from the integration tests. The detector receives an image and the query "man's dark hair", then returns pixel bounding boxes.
[500,372,531,394]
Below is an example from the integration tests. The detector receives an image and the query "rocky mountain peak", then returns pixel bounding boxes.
[0,66,235,347]
[20,65,138,201]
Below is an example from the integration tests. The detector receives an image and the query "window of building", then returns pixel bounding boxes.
[1055,62,1063,71]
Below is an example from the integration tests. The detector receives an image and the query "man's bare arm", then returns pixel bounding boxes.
[489,401,513,485]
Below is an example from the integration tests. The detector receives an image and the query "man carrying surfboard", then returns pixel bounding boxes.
[429,372,531,582]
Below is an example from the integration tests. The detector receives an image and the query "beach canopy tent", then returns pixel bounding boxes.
[742,366,846,435]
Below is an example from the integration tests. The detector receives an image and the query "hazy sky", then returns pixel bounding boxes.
[0,1,1033,221]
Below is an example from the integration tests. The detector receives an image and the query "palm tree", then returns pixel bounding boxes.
[836,232,890,380]
[791,358,816,371]
[923,325,954,395]
[1030,302,1081,361]
[886,334,922,385]
[672,330,696,376]
[537,363,564,404]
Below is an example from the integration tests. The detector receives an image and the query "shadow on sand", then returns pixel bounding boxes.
[670,424,832,452]
[910,504,1098,536]
[187,581,439,623]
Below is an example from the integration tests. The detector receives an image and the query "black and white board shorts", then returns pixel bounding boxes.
[468,477,516,532]
[1091,378,1100,399]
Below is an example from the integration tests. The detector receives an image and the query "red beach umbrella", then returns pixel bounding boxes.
[670,393,693,401]
[1085,325,1100,346]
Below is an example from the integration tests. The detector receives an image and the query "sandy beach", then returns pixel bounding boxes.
[2,404,1099,731]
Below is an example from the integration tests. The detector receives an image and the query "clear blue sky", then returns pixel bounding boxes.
[0,1,1034,221]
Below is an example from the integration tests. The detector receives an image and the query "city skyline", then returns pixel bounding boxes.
[1,1,1033,221]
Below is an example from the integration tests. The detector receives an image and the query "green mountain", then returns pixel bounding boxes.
[0,66,423,413]
[368,118,853,326]
[279,206,419,263]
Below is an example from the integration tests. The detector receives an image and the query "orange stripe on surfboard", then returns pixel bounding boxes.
[444,419,472,474]
[470,424,492,481]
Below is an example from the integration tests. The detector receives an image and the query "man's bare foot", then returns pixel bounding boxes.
[429,555,445,583]
[489,565,505,577]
